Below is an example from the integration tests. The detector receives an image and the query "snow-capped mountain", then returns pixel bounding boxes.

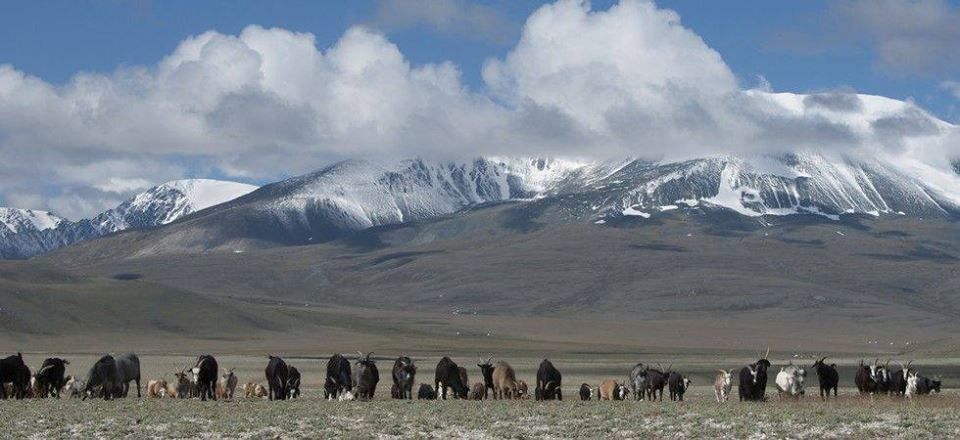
[2,91,958,258]
[0,179,257,259]
[66,152,955,256]
[0,208,66,236]
[89,179,259,234]
[576,153,960,222]
[203,158,542,242]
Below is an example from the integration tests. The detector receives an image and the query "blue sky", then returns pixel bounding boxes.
[2,0,957,119]
[0,0,957,219]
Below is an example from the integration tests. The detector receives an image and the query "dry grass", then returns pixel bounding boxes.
[2,392,959,439]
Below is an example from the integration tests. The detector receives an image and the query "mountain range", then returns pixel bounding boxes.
[1,91,959,353]
[1,151,957,260]
[0,179,257,259]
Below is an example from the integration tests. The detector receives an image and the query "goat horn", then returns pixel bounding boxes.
[907,360,913,369]
[764,346,770,359]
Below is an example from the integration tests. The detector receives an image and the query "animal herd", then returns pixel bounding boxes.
[0,351,945,403]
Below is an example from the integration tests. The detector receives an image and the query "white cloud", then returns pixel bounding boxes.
[0,0,956,219]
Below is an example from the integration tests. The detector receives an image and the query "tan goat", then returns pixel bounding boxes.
[598,379,629,400]
[492,361,519,399]
[146,379,168,398]
[714,369,734,402]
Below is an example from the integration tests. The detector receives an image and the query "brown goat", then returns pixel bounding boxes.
[174,370,193,398]
[146,379,168,398]
[469,382,486,400]
[492,361,519,399]
[221,368,238,399]
[516,380,529,399]
[243,382,257,398]
[598,379,629,400]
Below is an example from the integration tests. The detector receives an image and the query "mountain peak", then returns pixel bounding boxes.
[0,208,65,235]
[0,179,257,259]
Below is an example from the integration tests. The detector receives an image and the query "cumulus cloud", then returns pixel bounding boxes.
[0,0,956,219]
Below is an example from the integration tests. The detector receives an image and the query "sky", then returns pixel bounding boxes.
[0,0,958,219]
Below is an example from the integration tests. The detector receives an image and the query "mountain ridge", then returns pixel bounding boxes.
[2,152,958,260]
[0,179,257,259]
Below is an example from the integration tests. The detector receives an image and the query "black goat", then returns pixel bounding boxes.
[855,359,882,395]
[114,353,141,398]
[667,372,690,401]
[35,357,69,398]
[193,354,218,401]
[535,359,563,401]
[264,355,289,401]
[738,348,772,402]
[435,357,469,400]
[82,355,119,400]
[0,353,30,399]
[287,366,301,399]
[579,383,593,400]
[477,354,495,399]
[811,356,839,399]
[417,383,436,400]
[325,353,352,400]
[353,352,379,401]
[392,356,416,400]
[643,367,669,401]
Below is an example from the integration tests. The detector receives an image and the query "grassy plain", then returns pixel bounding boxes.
[2,353,958,438]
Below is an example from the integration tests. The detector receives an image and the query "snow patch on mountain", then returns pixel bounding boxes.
[262,158,524,232]
[595,152,960,222]
[0,208,65,235]
[93,179,257,233]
